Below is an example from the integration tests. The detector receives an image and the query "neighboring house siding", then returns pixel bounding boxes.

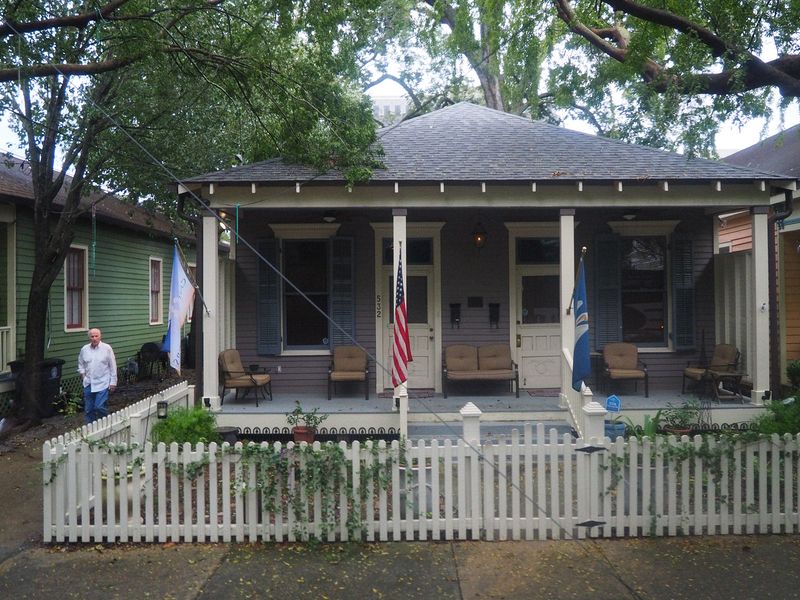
[718,212,752,252]
[14,209,191,372]
[783,230,800,366]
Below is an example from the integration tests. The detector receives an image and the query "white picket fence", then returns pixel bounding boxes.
[43,421,800,543]
[46,381,193,449]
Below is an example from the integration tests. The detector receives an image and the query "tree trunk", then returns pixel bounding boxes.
[477,70,504,111]
[19,287,50,424]
[17,218,76,423]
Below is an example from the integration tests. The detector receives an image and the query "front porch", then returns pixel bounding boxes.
[213,385,766,441]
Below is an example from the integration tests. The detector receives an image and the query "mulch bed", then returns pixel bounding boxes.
[0,369,196,455]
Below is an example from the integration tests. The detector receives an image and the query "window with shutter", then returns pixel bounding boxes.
[594,227,693,351]
[671,236,696,350]
[330,237,355,346]
[256,239,281,355]
[594,235,622,348]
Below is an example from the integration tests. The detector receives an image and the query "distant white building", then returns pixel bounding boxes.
[371,94,410,123]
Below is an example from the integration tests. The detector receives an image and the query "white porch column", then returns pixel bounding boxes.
[750,206,770,405]
[202,215,221,410]
[559,209,576,408]
[392,209,408,436]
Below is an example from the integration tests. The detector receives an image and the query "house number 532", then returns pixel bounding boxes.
[376,294,382,318]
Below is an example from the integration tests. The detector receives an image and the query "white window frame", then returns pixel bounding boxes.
[270,223,341,356]
[609,220,679,352]
[149,256,163,325]
[64,244,89,332]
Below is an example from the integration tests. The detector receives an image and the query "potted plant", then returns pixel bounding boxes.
[286,401,328,443]
[662,399,700,435]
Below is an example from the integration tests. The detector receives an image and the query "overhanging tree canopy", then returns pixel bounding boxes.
[0,0,385,425]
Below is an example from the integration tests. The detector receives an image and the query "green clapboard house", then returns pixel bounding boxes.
[0,154,196,402]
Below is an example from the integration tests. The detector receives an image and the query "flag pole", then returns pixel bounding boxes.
[175,238,210,316]
[566,246,588,315]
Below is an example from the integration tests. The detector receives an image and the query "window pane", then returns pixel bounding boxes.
[286,294,329,346]
[283,240,328,347]
[284,241,327,291]
[621,238,666,344]
[388,275,428,324]
[517,238,559,264]
[521,275,559,324]
[407,276,428,324]
[382,238,433,265]
[66,248,84,328]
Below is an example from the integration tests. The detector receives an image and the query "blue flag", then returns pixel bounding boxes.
[163,245,195,374]
[572,257,590,391]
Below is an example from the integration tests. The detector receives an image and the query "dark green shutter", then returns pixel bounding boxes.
[594,234,622,349]
[329,236,355,346]
[671,235,695,350]
[257,239,281,355]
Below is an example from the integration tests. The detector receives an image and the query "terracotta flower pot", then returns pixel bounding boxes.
[292,426,315,444]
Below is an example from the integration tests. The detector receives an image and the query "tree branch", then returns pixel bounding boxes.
[0,0,131,38]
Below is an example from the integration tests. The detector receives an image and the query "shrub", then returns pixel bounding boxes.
[752,397,800,436]
[151,407,220,445]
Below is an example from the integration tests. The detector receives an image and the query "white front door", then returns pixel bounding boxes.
[383,269,435,389]
[516,267,561,388]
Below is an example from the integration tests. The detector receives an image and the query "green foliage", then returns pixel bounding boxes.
[662,398,701,430]
[752,398,800,436]
[286,401,329,430]
[623,409,663,439]
[151,407,220,446]
[231,439,403,539]
[56,390,83,419]
[787,360,800,389]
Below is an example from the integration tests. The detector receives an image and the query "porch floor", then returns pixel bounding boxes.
[217,386,755,418]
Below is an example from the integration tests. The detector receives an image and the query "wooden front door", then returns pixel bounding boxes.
[383,269,435,389]
[515,267,561,388]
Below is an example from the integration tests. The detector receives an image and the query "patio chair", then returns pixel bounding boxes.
[682,343,741,396]
[603,342,648,397]
[218,349,272,406]
[328,346,369,400]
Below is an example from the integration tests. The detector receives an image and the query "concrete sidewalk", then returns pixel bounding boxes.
[3,434,800,599]
[2,536,800,599]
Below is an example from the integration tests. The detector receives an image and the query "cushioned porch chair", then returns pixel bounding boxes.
[328,346,369,400]
[603,342,648,397]
[218,349,272,406]
[682,343,740,396]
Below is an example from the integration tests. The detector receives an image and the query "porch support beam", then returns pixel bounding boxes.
[750,206,770,405]
[392,209,408,437]
[560,209,576,408]
[202,215,221,410]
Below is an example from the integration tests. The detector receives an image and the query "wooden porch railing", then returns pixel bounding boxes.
[0,326,12,373]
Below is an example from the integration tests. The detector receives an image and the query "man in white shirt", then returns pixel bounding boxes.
[77,328,117,424]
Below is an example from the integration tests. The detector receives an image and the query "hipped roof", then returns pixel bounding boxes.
[185,102,793,186]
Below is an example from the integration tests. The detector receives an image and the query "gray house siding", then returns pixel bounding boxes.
[441,218,509,347]
[234,212,376,395]
[579,212,716,392]
[234,207,716,394]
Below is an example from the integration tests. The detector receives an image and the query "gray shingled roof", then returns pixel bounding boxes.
[723,124,799,179]
[185,102,790,184]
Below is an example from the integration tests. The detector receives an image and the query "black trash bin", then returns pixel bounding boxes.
[9,358,66,418]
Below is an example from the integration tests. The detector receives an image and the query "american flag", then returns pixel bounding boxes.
[391,252,412,388]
